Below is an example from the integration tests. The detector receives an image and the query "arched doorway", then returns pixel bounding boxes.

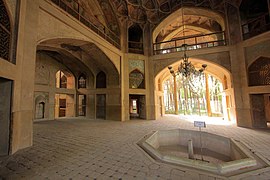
[34,95,47,119]
[155,58,234,123]
[35,38,121,121]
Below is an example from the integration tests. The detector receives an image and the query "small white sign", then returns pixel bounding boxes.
[194,121,206,128]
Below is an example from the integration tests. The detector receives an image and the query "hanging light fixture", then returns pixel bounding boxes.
[168,5,207,78]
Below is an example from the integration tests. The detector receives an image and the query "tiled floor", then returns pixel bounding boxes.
[0,115,270,180]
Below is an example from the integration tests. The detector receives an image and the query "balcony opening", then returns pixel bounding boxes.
[240,0,270,40]
[128,24,144,54]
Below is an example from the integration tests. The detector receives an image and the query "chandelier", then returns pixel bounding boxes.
[168,7,207,78]
[168,44,207,77]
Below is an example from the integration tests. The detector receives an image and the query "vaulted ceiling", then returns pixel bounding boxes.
[108,0,242,24]
[62,0,247,42]
[65,0,244,36]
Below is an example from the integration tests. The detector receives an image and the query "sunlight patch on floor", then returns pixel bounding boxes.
[166,114,236,126]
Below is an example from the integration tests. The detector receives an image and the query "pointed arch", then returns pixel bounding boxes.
[96,71,106,88]
[128,24,144,54]
[56,70,75,89]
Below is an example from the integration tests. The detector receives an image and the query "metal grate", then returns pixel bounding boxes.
[0,0,11,61]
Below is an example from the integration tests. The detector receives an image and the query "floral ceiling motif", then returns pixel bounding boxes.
[109,0,241,24]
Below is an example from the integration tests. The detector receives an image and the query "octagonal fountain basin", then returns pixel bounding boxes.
[138,129,270,176]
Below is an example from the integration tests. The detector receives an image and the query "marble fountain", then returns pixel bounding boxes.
[137,129,270,177]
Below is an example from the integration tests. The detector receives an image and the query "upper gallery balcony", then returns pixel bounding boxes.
[50,0,120,49]
[153,31,226,55]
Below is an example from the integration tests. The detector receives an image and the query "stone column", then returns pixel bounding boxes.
[120,20,128,53]
[11,0,39,153]
[173,75,178,114]
[231,45,252,127]
[205,73,212,117]
[225,3,242,45]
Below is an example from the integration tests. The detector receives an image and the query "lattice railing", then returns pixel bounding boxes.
[153,31,226,55]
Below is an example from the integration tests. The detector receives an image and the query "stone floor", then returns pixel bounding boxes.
[1,115,270,180]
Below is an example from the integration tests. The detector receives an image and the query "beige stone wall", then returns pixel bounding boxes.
[2,0,270,155]
[0,0,125,154]
[235,32,270,127]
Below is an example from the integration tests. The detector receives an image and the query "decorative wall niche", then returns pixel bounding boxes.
[129,59,145,89]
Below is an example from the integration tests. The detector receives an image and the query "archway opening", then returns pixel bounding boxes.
[163,73,223,117]
[35,38,121,121]
[152,7,226,55]
[128,24,143,54]
[155,58,234,124]
[129,95,146,119]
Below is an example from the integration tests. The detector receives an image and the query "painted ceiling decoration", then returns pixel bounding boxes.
[97,0,120,35]
[61,0,242,39]
[63,0,120,35]
[109,0,241,25]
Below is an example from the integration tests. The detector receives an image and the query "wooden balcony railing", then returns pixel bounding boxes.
[153,31,226,55]
[128,41,144,54]
[50,0,120,49]
[242,13,270,40]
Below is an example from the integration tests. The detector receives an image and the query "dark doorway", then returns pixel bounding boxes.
[59,98,66,117]
[0,78,12,155]
[129,95,146,119]
[250,94,268,128]
[128,24,144,54]
[96,71,106,88]
[96,94,106,119]
[78,94,86,116]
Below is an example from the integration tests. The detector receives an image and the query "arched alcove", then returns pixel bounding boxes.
[153,7,225,44]
[35,95,47,119]
[128,24,144,54]
[78,73,87,89]
[240,0,269,40]
[96,71,106,88]
[55,70,75,89]
[129,69,145,89]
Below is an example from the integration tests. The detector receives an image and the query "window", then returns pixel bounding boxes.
[78,94,86,116]
[60,75,67,88]
[78,74,86,88]
[56,70,68,88]
[248,57,270,86]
